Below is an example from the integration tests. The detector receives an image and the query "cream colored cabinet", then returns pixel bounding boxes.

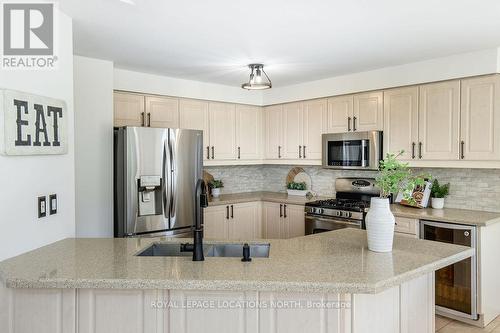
[418,81,460,160]
[394,217,419,238]
[383,87,419,160]
[208,102,237,160]
[327,95,353,133]
[353,91,383,132]
[179,98,210,160]
[204,202,261,240]
[235,105,262,160]
[264,105,284,159]
[145,96,179,128]
[460,75,500,161]
[113,92,145,127]
[262,202,304,239]
[282,102,303,159]
[302,99,327,160]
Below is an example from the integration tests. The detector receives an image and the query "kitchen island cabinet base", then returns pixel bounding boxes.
[0,273,434,333]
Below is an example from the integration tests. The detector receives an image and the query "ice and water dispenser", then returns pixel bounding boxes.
[137,175,162,216]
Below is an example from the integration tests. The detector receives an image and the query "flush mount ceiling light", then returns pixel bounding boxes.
[241,64,272,90]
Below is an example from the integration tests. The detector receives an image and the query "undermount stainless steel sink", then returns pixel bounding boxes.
[136,243,270,258]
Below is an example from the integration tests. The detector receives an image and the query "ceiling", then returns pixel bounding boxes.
[61,0,500,88]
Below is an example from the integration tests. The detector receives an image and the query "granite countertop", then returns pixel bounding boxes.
[390,204,500,227]
[208,191,331,206]
[0,229,472,294]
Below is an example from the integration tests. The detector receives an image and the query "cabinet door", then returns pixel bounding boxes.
[302,99,327,160]
[262,202,282,239]
[264,105,283,159]
[204,205,228,240]
[327,95,353,133]
[235,105,262,160]
[114,92,145,127]
[383,87,419,160]
[179,99,210,160]
[283,204,305,238]
[418,81,460,160]
[353,91,383,131]
[145,96,179,128]
[208,102,237,160]
[228,202,262,240]
[282,102,303,159]
[460,75,500,160]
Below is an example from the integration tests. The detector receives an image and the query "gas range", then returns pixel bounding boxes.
[304,178,380,235]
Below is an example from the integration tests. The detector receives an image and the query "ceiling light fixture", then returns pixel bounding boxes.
[241,64,272,90]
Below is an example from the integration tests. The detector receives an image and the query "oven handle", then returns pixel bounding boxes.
[305,215,362,227]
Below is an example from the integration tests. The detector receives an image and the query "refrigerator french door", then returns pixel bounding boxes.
[114,126,203,237]
[420,220,478,320]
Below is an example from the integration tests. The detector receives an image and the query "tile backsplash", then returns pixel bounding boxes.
[205,165,500,212]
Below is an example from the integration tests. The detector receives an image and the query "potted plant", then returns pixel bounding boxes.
[430,179,450,209]
[367,151,427,252]
[287,181,308,196]
[209,179,223,198]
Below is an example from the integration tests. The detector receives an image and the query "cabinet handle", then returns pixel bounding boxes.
[418,142,423,159]
[226,206,229,220]
[353,116,357,131]
[206,146,210,159]
[147,113,151,127]
[411,142,416,159]
[299,145,302,158]
[278,146,281,159]
[230,205,234,218]
[211,146,215,159]
[238,147,241,159]
[303,146,306,159]
[347,117,352,131]
[460,140,465,159]
[284,204,287,218]
[141,112,145,127]
[279,204,283,218]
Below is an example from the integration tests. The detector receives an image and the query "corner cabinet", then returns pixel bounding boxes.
[262,202,305,239]
[204,202,262,240]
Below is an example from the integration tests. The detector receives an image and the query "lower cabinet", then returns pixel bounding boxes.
[204,202,262,240]
[394,217,419,238]
[262,202,305,239]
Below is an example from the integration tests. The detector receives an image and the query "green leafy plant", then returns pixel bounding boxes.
[287,181,307,190]
[431,179,450,198]
[376,151,429,204]
[209,179,224,189]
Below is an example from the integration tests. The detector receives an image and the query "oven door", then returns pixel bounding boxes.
[305,215,361,235]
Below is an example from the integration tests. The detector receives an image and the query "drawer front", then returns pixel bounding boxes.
[394,217,418,235]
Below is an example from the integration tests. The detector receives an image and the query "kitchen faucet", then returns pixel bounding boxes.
[180,179,208,261]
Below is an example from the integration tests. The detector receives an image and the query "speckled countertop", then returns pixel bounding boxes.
[208,191,331,206]
[0,229,472,294]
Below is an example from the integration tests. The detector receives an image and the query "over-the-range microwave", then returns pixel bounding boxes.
[322,131,383,170]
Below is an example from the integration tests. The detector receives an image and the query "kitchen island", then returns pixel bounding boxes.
[0,229,472,333]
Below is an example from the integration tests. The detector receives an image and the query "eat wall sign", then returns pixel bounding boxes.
[0,89,67,155]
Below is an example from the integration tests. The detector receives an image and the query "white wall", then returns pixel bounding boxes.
[74,56,114,237]
[114,68,263,106]
[0,11,75,261]
[262,48,500,105]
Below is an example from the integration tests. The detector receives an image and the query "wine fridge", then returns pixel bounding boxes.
[420,220,478,320]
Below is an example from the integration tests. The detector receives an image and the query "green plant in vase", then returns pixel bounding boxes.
[209,179,224,198]
[430,179,450,209]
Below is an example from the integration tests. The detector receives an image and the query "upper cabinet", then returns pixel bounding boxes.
[418,81,460,160]
[264,105,284,159]
[282,102,303,159]
[302,99,327,160]
[208,102,237,160]
[326,92,382,133]
[383,87,419,160]
[179,99,209,160]
[113,92,145,127]
[460,75,500,161]
[235,105,262,160]
[327,95,353,133]
[145,96,179,128]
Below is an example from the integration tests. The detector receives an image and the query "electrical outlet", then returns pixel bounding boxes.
[38,196,47,218]
[49,194,57,215]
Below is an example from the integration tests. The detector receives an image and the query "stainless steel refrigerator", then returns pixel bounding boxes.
[114,126,203,237]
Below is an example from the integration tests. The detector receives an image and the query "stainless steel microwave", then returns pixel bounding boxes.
[322,131,383,170]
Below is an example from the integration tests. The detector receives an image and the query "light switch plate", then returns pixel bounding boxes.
[38,196,46,218]
[49,194,57,215]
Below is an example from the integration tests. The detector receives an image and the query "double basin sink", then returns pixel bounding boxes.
[136,242,270,258]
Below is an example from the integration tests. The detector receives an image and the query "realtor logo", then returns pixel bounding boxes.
[2,3,57,69]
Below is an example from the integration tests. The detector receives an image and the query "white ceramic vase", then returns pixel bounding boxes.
[365,197,395,253]
[431,197,445,209]
[212,188,221,198]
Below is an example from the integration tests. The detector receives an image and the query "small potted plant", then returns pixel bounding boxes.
[430,179,450,209]
[209,179,224,198]
[367,151,427,252]
[287,181,308,196]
